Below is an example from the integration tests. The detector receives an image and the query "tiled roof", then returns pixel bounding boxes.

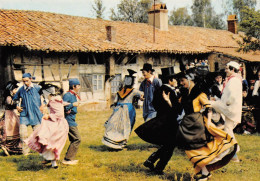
[0,9,259,62]
[210,47,260,62]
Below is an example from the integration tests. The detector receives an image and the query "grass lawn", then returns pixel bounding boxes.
[0,108,260,181]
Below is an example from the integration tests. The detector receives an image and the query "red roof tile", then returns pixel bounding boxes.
[0,9,259,62]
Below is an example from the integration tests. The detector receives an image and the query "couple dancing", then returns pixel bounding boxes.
[135,66,238,181]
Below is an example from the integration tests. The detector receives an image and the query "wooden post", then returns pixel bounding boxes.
[58,57,64,90]
[0,47,15,107]
[105,54,115,108]
[41,54,45,81]
[208,54,216,72]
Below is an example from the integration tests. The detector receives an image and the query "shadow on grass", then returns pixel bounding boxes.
[108,162,192,181]
[6,154,45,171]
[89,143,159,152]
[89,145,123,152]
[126,143,159,151]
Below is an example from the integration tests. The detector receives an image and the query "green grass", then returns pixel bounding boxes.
[0,109,260,181]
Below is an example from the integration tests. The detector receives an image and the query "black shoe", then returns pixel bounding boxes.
[143,160,154,170]
[195,172,211,181]
[153,169,164,175]
[52,166,58,169]
[42,160,51,164]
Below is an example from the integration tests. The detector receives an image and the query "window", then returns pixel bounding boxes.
[127,54,137,64]
[111,74,122,93]
[79,74,92,92]
[92,74,103,91]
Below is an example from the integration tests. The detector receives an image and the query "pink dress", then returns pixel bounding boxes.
[0,96,22,154]
[25,96,69,160]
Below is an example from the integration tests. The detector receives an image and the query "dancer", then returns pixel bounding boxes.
[210,61,242,162]
[13,73,43,155]
[209,71,225,129]
[139,63,162,121]
[135,67,182,175]
[172,68,237,181]
[102,69,143,149]
[62,78,81,165]
[25,83,69,168]
[210,71,224,100]
[0,80,22,155]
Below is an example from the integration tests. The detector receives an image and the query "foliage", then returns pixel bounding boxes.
[0,109,260,180]
[169,7,194,26]
[222,0,257,21]
[191,0,225,29]
[92,0,106,19]
[110,0,153,23]
[237,6,260,52]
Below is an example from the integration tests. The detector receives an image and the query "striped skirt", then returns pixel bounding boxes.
[185,115,237,174]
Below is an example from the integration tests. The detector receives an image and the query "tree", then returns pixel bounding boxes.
[110,0,153,23]
[169,7,194,26]
[92,0,105,19]
[237,6,260,52]
[191,0,225,29]
[222,0,257,21]
[191,0,211,27]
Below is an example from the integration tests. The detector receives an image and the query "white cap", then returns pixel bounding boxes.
[227,61,240,70]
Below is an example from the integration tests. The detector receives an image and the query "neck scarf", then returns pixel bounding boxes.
[68,90,81,100]
[146,79,152,87]
[221,74,242,94]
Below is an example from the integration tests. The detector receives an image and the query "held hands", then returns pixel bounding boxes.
[43,114,49,120]
[73,102,80,107]
[16,106,23,113]
[140,95,144,101]
[210,96,216,101]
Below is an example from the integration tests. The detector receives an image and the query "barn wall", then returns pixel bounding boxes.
[13,52,79,93]
[208,53,245,72]
[6,49,191,110]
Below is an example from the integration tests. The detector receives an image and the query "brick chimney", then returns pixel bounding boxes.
[227,15,238,34]
[148,2,168,31]
[106,26,116,42]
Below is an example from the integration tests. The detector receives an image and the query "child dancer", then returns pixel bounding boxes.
[25,83,69,168]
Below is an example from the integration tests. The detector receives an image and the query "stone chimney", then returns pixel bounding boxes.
[106,25,116,42]
[227,15,238,34]
[148,2,168,31]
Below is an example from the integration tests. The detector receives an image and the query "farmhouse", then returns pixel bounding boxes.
[0,3,259,109]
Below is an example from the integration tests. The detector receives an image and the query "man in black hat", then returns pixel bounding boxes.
[136,67,182,174]
[139,63,162,122]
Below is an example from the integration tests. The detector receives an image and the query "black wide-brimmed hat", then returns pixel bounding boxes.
[172,67,197,80]
[140,63,155,72]
[5,80,19,91]
[39,81,63,96]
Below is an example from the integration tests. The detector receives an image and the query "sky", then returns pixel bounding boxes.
[0,0,260,19]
